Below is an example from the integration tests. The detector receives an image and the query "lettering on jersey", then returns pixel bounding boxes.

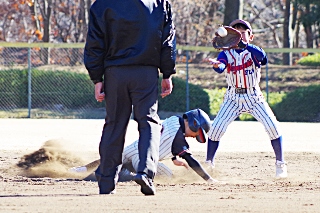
[227,58,253,74]
[245,69,254,75]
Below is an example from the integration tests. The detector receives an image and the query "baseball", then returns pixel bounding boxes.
[217,26,227,37]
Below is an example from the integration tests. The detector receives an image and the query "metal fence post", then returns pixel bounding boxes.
[266,61,269,103]
[27,47,32,118]
[185,49,189,111]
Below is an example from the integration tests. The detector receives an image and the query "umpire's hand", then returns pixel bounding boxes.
[161,77,173,98]
[95,82,105,102]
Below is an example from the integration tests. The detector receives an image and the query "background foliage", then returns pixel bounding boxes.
[1,68,319,122]
[158,77,210,115]
[0,1,319,121]
[297,53,320,66]
[1,0,320,65]
[273,85,320,122]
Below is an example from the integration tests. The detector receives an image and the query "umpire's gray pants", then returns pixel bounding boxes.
[95,65,161,194]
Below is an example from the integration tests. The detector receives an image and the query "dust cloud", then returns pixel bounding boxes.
[13,140,216,184]
[16,139,92,180]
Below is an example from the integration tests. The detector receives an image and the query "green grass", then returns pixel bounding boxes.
[297,53,320,66]
[0,108,106,119]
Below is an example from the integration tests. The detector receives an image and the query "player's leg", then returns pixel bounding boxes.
[131,153,140,173]
[69,142,139,182]
[69,159,100,173]
[249,100,287,178]
[156,162,173,178]
[271,136,284,162]
[118,141,139,182]
[205,139,219,168]
[118,162,136,182]
[249,101,283,159]
[206,98,240,165]
[122,140,139,165]
[126,142,173,180]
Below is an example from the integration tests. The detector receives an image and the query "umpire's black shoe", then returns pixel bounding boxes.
[134,173,156,196]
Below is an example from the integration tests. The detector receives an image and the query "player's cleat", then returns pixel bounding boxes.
[68,166,88,173]
[207,178,227,185]
[207,177,219,184]
[204,160,215,171]
[275,160,287,178]
[134,173,156,196]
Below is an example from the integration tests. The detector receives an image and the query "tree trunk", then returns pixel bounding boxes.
[304,25,313,48]
[223,0,243,25]
[282,0,291,65]
[40,0,52,65]
[302,3,313,48]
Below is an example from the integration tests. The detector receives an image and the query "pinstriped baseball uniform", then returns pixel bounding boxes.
[122,116,190,177]
[208,45,281,141]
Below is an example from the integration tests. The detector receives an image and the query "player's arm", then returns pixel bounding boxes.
[208,52,228,73]
[171,156,188,169]
[180,153,212,181]
[246,44,268,66]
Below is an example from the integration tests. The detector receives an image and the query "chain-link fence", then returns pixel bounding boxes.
[0,45,214,119]
[0,44,319,119]
[0,46,107,118]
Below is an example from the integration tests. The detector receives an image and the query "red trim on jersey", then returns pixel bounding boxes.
[227,50,238,87]
[177,150,187,156]
[242,53,249,88]
[229,59,253,72]
[227,63,231,73]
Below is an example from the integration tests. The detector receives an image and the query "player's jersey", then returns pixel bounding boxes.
[223,49,261,89]
[123,116,187,162]
[214,44,267,90]
[158,116,181,159]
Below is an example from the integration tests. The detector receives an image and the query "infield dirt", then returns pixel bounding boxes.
[1,119,319,213]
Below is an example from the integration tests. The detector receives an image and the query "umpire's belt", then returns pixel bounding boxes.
[228,86,255,94]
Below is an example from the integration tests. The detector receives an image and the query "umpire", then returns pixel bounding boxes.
[84,0,176,195]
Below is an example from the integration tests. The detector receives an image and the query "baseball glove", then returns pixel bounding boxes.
[212,26,242,50]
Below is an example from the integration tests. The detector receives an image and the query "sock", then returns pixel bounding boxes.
[206,139,220,162]
[271,136,284,162]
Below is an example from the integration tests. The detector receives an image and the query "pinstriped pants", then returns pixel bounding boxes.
[208,87,281,141]
[123,140,173,178]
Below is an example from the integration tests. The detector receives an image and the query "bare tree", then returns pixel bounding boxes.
[223,0,243,25]
[299,1,314,48]
[282,0,292,65]
[1,0,320,66]
[0,1,35,41]
[32,0,53,64]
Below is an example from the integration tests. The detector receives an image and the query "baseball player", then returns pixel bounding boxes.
[70,109,218,183]
[206,19,287,178]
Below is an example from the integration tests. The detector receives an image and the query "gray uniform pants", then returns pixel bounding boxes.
[95,65,161,194]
